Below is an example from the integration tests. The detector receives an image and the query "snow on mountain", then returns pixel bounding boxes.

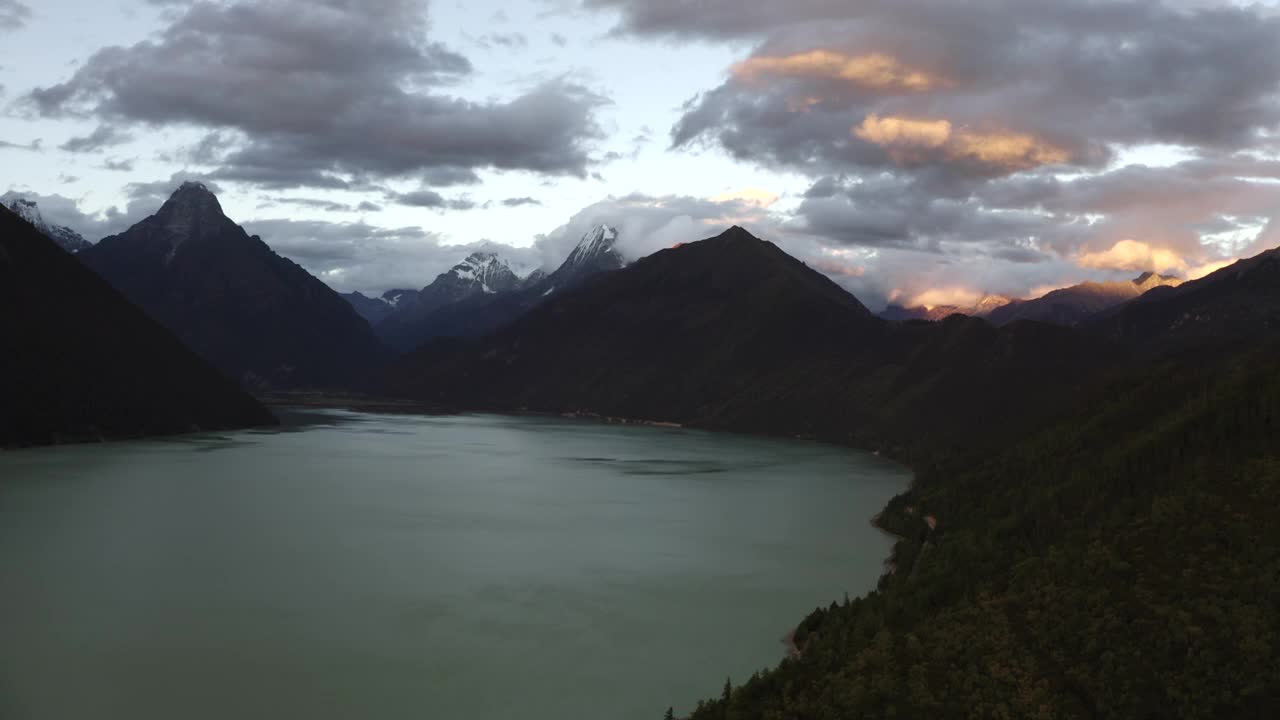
[546,224,624,288]
[1,195,92,254]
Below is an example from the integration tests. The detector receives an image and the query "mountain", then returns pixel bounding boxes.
[341,288,417,324]
[542,224,623,291]
[375,251,525,350]
[879,295,1012,322]
[1,194,92,253]
[1087,248,1280,348]
[686,335,1280,720]
[383,226,882,420]
[988,272,1182,327]
[80,182,384,388]
[376,224,625,352]
[382,227,1110,452]
[342,291,394,324]
[0,203,274,447]
[521,268,548,289]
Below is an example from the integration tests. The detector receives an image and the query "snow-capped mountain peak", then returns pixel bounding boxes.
[0,194,91,254]
[447,251,521,294]
[551,224,624,283]
[566,224,619,264]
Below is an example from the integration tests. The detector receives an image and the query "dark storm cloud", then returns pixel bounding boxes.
[101,158,135,172]
[583,0,1280,296]
[28,0,609,189]
[390,190,477,211]
[265,197,357,213]
[0,0,30,30]
[59,125,133,153]
[643,1,1280,179]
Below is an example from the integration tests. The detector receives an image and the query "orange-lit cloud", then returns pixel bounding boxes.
[906,286,985,310]
[733,51,945,93]
[854,113,1071,171]
[1186,259,1233,280]
[708,187,780,208]
[1075,240,1241,281]
[1076,239,1188,274]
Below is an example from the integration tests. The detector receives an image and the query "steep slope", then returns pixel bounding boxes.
[377,224,626,352]
[80,182,384,388]
[0,203,274,447]
[989,272,1182,327]
[342,291,395,324]
[686,343,1280,720]
[1,194,92,253]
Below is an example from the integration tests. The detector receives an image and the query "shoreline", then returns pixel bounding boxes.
[262,396,918,669]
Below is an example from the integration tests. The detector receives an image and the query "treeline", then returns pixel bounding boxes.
[679,346,1280,719]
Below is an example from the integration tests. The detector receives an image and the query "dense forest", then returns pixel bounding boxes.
[680,345,1280,718]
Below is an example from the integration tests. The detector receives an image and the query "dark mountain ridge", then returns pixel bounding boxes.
[1087,247,1280,349]
[81,182,384,388]
[383,227,1114,454]
[988,271,1182,327]
[0,203,274,447]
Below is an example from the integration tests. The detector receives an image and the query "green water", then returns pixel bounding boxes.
[0,411,908,720]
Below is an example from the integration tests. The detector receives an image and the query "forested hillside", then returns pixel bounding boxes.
[682,347,1280,718]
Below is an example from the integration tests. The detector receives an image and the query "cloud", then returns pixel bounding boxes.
[502,196,542,207]
[389,189,477,211]
[631,1,1279,184]
[240,218,541,294]
[101,158,135,172]
[707,187,780,208]
[531,192,786,269]
[733,51,946,93]
[853,114,1071,172]
[0,137,41,151]
[1076,239,1189,275]
[59,125,133,153]
[27,0,609,189]
[0,0,29,31]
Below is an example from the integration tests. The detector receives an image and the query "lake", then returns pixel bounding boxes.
[0,411,909,720]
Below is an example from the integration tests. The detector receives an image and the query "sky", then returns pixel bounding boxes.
[2,0,1279,309]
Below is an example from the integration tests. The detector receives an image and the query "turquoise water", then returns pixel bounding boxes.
[0,411,908,719]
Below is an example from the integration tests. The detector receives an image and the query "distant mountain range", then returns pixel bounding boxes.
[368,224,625,352]
[987,272,1182,326]
[80,182,384,388]
[381,227,1114,452]
[879,294,1013,322]
[1,194,92,254]
[0,202,273,446]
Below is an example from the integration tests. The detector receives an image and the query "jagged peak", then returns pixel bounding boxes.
[2,193,90,253]
[563,223,621,265]
[1132,271,1182,290]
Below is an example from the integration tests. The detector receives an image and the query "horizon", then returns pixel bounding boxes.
[2,0,1279,308]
